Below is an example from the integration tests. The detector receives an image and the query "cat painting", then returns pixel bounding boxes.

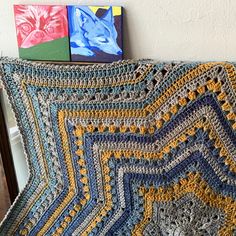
[68,6,123,62]
[14,5,70,61]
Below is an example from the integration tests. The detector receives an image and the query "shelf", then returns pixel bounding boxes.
[34,60,104,65]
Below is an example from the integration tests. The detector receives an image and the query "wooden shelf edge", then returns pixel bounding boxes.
[33,60,105,65]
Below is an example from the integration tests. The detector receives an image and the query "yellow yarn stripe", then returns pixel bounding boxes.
[133,172,236,236]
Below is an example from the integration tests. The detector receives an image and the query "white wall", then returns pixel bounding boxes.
[1,0,236,61]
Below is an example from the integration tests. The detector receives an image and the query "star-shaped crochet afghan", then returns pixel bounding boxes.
[0,58,235,236]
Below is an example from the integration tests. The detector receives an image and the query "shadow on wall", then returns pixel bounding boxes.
[0,155,11,222]
[123,8,133,59]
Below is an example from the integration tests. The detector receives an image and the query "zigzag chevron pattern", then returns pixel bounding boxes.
[0,58,235,235]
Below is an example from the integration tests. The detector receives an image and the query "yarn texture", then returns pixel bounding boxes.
[0,58,235,235]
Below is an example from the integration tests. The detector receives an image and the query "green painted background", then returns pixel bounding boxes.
[19,37,70,61]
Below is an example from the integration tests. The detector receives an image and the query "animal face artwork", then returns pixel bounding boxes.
[68,6,123,61]
[13,5,122,62]
[14,5,68,48]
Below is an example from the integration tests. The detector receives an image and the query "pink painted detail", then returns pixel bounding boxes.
[14,5,68,48]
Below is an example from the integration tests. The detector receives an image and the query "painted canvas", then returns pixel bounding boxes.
[14,5,70,61]
[68,6,123,62]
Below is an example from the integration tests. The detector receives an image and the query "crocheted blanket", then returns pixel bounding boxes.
[0,58,235,236]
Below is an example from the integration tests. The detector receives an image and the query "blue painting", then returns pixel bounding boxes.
[68,6,123,62]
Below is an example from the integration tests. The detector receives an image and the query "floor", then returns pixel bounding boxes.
[0,154,11,222]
